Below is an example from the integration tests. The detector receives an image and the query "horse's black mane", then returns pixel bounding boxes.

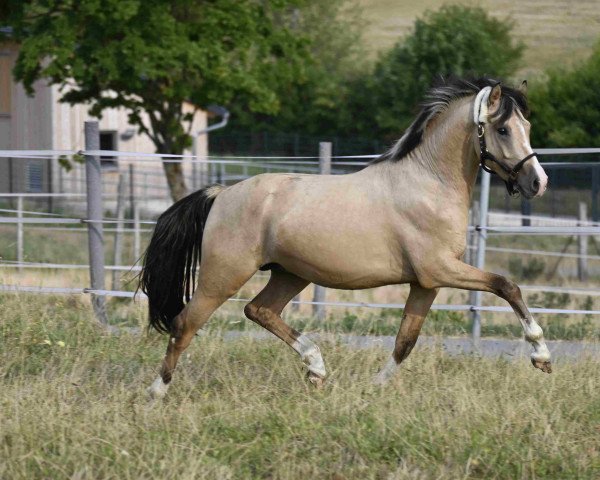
[372,76,529,164]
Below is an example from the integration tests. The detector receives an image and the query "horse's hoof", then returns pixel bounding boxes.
[531,358,552,374]
[307,371,326,389]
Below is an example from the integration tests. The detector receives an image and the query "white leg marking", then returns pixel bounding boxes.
[148,376,169,399]
[292,335,326,378]
[521,317,551,362]
[373,356,398,385]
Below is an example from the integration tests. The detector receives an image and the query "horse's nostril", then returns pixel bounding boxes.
[533,178,540,193]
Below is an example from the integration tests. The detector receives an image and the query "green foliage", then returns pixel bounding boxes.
[230,4,525,144]
[353,5,524,140]
[227,0,367,136]
[1,0,319,198]
[508,257,546,281]
[530,42,600,147]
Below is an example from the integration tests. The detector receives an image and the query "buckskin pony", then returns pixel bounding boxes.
[140,77,551,398]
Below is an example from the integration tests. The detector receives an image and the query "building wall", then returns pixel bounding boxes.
[0,43,209,207]
[52,88,208,205]
[0,42,54,194]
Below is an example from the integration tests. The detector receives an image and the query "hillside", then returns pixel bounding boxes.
[358,0,600,77]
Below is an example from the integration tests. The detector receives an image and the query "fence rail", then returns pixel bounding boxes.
[2,132,600,340]
[2,284,600,316]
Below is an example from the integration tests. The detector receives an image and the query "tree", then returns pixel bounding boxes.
[529,43,600,148]
[1,0,312,201]
[226,0,367,137]
[349,5,524,141]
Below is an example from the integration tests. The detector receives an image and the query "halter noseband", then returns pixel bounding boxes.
[474,86,537,196]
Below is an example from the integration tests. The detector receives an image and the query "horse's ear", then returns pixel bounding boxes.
[488,83,502,112]
[519,80,528,95]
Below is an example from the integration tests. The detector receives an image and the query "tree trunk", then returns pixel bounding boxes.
[162,160,188,202]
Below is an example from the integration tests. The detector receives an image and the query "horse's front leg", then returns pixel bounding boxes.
[374,283,438,384]
[420,259,552,373]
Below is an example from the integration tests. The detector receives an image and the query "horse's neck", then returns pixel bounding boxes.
[394,98,480,203]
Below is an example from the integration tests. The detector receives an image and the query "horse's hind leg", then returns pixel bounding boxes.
[374,284,438,384]
[243,269,327,386]
[148,262,257,399]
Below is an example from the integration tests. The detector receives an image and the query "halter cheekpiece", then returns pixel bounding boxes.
[473,86,537,196]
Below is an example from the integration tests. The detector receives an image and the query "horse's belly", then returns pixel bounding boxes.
[271,229,413,289]
[297,264,410,289]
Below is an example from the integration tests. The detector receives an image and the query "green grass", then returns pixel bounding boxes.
[207,307,600,342]
[1,294,599,478]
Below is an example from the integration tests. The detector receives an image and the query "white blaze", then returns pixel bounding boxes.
[517,112,548,196]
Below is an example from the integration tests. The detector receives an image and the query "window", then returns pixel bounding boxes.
[100,130,118,169]
[26,160,44,192]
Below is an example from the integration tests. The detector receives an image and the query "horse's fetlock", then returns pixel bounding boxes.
[525,322,544,342]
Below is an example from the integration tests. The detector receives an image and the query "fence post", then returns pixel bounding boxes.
[312,142,331,321]
[471,170,491,343]
[133,203,141,261]
[521,197,531,226]
[112,173,126,290]
[578,202,588,282]
[143,172,148,204]
[592,167,599,222]
[85,121,108,325]
[465,201,479,266]
[192,135,199,191]
[128,163,135,217]
[16,195,23,273]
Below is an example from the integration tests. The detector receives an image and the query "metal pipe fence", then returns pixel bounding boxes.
[1,134,600,340]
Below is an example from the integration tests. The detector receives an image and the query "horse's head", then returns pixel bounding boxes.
[474,81,548,199]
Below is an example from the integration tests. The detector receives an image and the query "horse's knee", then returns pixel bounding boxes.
[244,303,274,327]
[492,276,522,302]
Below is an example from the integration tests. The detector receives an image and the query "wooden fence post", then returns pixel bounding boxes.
[578,202,588,282]
[85,121,108,325]
[312,142,331,321]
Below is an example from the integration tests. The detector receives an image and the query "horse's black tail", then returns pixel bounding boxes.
[139,186,224,334]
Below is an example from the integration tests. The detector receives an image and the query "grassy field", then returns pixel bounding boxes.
[357,0,600,77]
[1,294,599,479]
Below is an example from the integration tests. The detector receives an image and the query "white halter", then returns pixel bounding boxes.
[473,86,492,125]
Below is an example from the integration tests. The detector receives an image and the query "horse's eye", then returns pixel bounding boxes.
[497,127,508,136]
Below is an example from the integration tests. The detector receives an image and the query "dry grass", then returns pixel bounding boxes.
[357,0,600,76]
[1,294,599,479]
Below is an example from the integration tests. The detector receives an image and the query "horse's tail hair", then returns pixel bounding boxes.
[139,185,225,334]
